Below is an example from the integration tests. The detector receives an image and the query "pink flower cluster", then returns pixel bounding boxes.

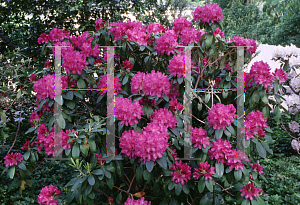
[48,28,70,43]
[251,163,263,174]
[96,153,106,166]
[98,74,122,96]
[33,74,74,101]
[213,28,225,38]
[4,152,24,167]
[193,3,223,23]
[170,160,192,185]
[38,33,48,44]
[124,197,151,205]
[193,161,215,181]
[62,50,88,75]
[155,29,179,56]
[169,98,183,112]
[36,124,73,157]
[248,61,274,89]
[95,18,105,31]
[130,70,171,98]
[21,141,34,151]
[242,110,268,140]
[168,54,186,77]
[122,60,133,71]
[172,17,191,34]
[38,185,61,205]
[207,103,236,131]
[147,23,165,34]
[29,111,41,127]
[180,27,204,45]
[191,127,210,149]
[30,73,37,82]
[240,182,263,201]
[114,97,143,126]
[119,123,169,162]
[109,21,149,46]
[230,36,257,55]
[208,139,249,170]
[273,68,288,84]
[150,108,177,129]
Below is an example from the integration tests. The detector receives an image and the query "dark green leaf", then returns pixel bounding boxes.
[215,129,223,140]
[215,162,224,177]
[77,78,86,89]
[175,183,182,196]
[93,169,104,175]
[17,162,26,171]
[234,169,242,181]
[256,142,266,158]
[157,156,167,170]
[205,179,214,192]
[88,175,95,186]
[72,144,80,159]
[122,75,128,85]
[200,192,213,205]
[88,139,96,153]
[8,166,15,179]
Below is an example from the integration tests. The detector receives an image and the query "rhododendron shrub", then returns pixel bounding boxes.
[2,3,291,204]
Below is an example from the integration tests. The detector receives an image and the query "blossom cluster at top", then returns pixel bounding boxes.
[230,36,257,55]
[38,185,61,205]
[208,139,249,171]
[240,182,263,201]
[119,108,176,162]
[130,70,172,98]
[207,103,237,131]
[242,110,268,140]
[124,197,151,205]
[4,152,24,167]
[193,3,223,23]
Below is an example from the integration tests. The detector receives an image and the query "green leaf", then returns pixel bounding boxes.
[24,151,30,160]
[65,100,75,110]
[146,161,154,172]
[241,198,250,205]
[200,192,213,205]
[251,90,260,104]
[274,80,279,92]
[175,183,182,196]
[264,127,273,133]
[177,76,183,84]
[8,166,15,179]
[157,156,167,170]
[205,93,211,103]
[198,177,205,193]
[226,125,236,136]
[93,169,104,175]
[143,169,151,184]
[168,181,176,190]
[80,144,88,157]
[88,139,96,153]
[206,33,214,48]
[56,115,66,129]
[77,78,86,89]
[66,91,74,100]
[262,106,270,118]
[205,179,214,192]
[264,135,273,143]
[107,177,114,190]
[215,129,223,140]
[71,177,86,191]
[261,95,268,104]
[234,169,242,181]
[162,94,169,102]
[103,168,111,179]
[215,162,224,177]
[122,75,128,85]
[136,165,143,185]
[25,127,36,134]
[88,175,95,186]
[261,141,273,154]
[256,142,266,158]
[17,162,26,171]
[74,91,83,99]
[72,144,80,159]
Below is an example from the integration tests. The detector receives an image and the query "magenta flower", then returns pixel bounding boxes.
[98,74,122,96]
[167,147,178,160]
[147,23,165,34]
[193,161,215,181]
[48,28,70,43]
[169,98,183,112]
[180,27,203,45]
[30,73,36,82]
[249,61,274,89]
[4,152,24,167]
[168,54,185,78]
[172,17,191,34]
[44,60,51,68]
[226,150,249,171]
[241,110,268,140]
[38,33,48,44]
[95,18,105,31]
[213,28,225,38]
[155,29,179,56]
[21,141,34,151]
[150,108,177,129]
[119,123,169,162]
[273,68,288,84]
[251,163,263,174]
[193,3,223,23]
[207,103,237,131]
[96,153,106,166]
[207,139,232,164]
[122,60,133,71]
[230,36,257,55]
[62,50,87,75]
[170,160,192,185]
[191,127,210,149]
[240,182,263,201]
[38,185,61,205]
[124,197,151,205]
[29,111,40,127]
[114,97,143,126]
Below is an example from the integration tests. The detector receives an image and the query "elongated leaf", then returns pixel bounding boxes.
[205,179,214,192]
[200,192,213,205]
[175,183,182,196]
[77,78,86,89]
[93,169,104,175]
[72,144,80,159]
[146,161,154,172]
[88,175,95,186]
[234,169,242,181]
[215,129,223,140]
[157,156,167,170]
[256,142,266,158]
[8,166,15,179]
[88,139,96,153]
[198,177,205,193]
[215,162,224,177]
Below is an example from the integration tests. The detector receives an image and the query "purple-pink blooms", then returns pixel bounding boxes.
[193,3,223,23]
[4,152,24,167]
[169,160,192,185]
[38,185,61,205]
[193,161,215,181]
[207,103,236,131]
